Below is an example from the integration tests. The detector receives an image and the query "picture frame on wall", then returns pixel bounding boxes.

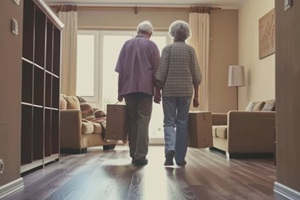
[259,8,275,59]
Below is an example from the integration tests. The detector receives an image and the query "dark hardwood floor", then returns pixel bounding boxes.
[3,145,278,200]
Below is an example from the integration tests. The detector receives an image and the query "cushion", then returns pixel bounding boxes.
[93,122,103,134]
[212,125,227,139]
[82,120,94,134]
[64,96,80,110]
[261,99,275,111]
[59,97,67,110]
[252,101,265,111]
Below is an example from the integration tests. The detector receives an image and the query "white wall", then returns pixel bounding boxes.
[238,0,275,109]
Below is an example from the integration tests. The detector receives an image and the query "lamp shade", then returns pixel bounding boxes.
[228,65,245,87]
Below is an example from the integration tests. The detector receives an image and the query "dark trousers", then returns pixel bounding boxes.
[124,93,153,160]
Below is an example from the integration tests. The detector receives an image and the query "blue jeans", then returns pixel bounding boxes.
[162,96,191,163]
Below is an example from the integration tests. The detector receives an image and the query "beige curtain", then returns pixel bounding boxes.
[189,12,210,111]
[58,5,78,95]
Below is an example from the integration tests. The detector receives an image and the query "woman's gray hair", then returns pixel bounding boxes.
[169,20,191,41]
[137,21,154,34]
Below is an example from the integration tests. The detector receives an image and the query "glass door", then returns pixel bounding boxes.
[78,30,171,144]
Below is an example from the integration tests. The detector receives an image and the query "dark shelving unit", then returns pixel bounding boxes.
[21,0,64,173]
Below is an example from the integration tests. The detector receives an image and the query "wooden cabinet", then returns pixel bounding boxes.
[21,0,64,173]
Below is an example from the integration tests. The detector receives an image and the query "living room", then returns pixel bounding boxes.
[1,0,299,199]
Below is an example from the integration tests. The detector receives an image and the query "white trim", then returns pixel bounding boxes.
[21,159,43,173]
[0,178,24,199]
[33,0,64,29]
[274,181,300,200]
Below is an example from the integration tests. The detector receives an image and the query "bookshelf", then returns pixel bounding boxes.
[21,0,64,173]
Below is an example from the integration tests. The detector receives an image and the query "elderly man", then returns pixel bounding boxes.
[115,21,160,166]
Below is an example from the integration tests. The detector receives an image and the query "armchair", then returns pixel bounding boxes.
[211,100,276,158]
[60,95,117,153]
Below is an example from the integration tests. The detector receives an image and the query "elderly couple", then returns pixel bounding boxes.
[115,20,202,166]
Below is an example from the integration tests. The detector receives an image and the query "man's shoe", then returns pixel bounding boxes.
[133,158,148,166]
[164,150,175,166]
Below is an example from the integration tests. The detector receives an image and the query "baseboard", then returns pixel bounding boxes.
[274,181,300,200]
[228,152,274,159]
[0,178,24,199]
[209,148,274,159]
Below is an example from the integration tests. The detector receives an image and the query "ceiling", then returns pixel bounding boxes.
[45,0,245,9]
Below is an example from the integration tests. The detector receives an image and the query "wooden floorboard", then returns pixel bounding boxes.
[3,145,277,200]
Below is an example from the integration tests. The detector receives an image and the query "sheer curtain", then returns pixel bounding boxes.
[57,5,78,95]
[189,8,210,111]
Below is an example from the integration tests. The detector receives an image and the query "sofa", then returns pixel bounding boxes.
[211,99,276,158]
[60,95,117,153]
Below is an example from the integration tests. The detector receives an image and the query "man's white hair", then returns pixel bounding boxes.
[137,20,154,34]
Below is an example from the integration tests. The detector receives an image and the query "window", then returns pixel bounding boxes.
[101,32,133,107]
[76,31,99,101]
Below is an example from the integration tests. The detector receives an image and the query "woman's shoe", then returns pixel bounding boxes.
[164,150,175,166]
[176,160,187,166]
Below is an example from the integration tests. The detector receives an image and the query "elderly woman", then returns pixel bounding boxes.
[154,20,202,166]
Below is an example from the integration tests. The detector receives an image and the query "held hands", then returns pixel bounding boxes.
[154,90,161,104]
[193,97,199,108]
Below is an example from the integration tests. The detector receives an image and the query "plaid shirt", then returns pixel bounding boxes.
[155,41,202,97]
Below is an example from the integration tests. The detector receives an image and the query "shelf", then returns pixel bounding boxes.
[22,61,33,104]
[23,0,35,61]
[33,67,44,106]
[45,73,52,107]
[46,20,53,72]
[21,0,63,173]
[52,76,59,108]
[53,28,61,76]
[52,110,59,154]
[44,154,59,165]
[21,159,43,174]
[45,109,51,157]
[21,105,33,165]
[34,6,46,68]
[33,107,43,160]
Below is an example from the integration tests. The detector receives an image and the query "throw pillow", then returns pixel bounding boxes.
[261,99,275,111]
[80,102,95,121]
[77,96,87,103]
[245,102,256,111]
[64,96,80,110]
[94,109,106,118]
[252,101,265,111]
[59,97,67,110]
